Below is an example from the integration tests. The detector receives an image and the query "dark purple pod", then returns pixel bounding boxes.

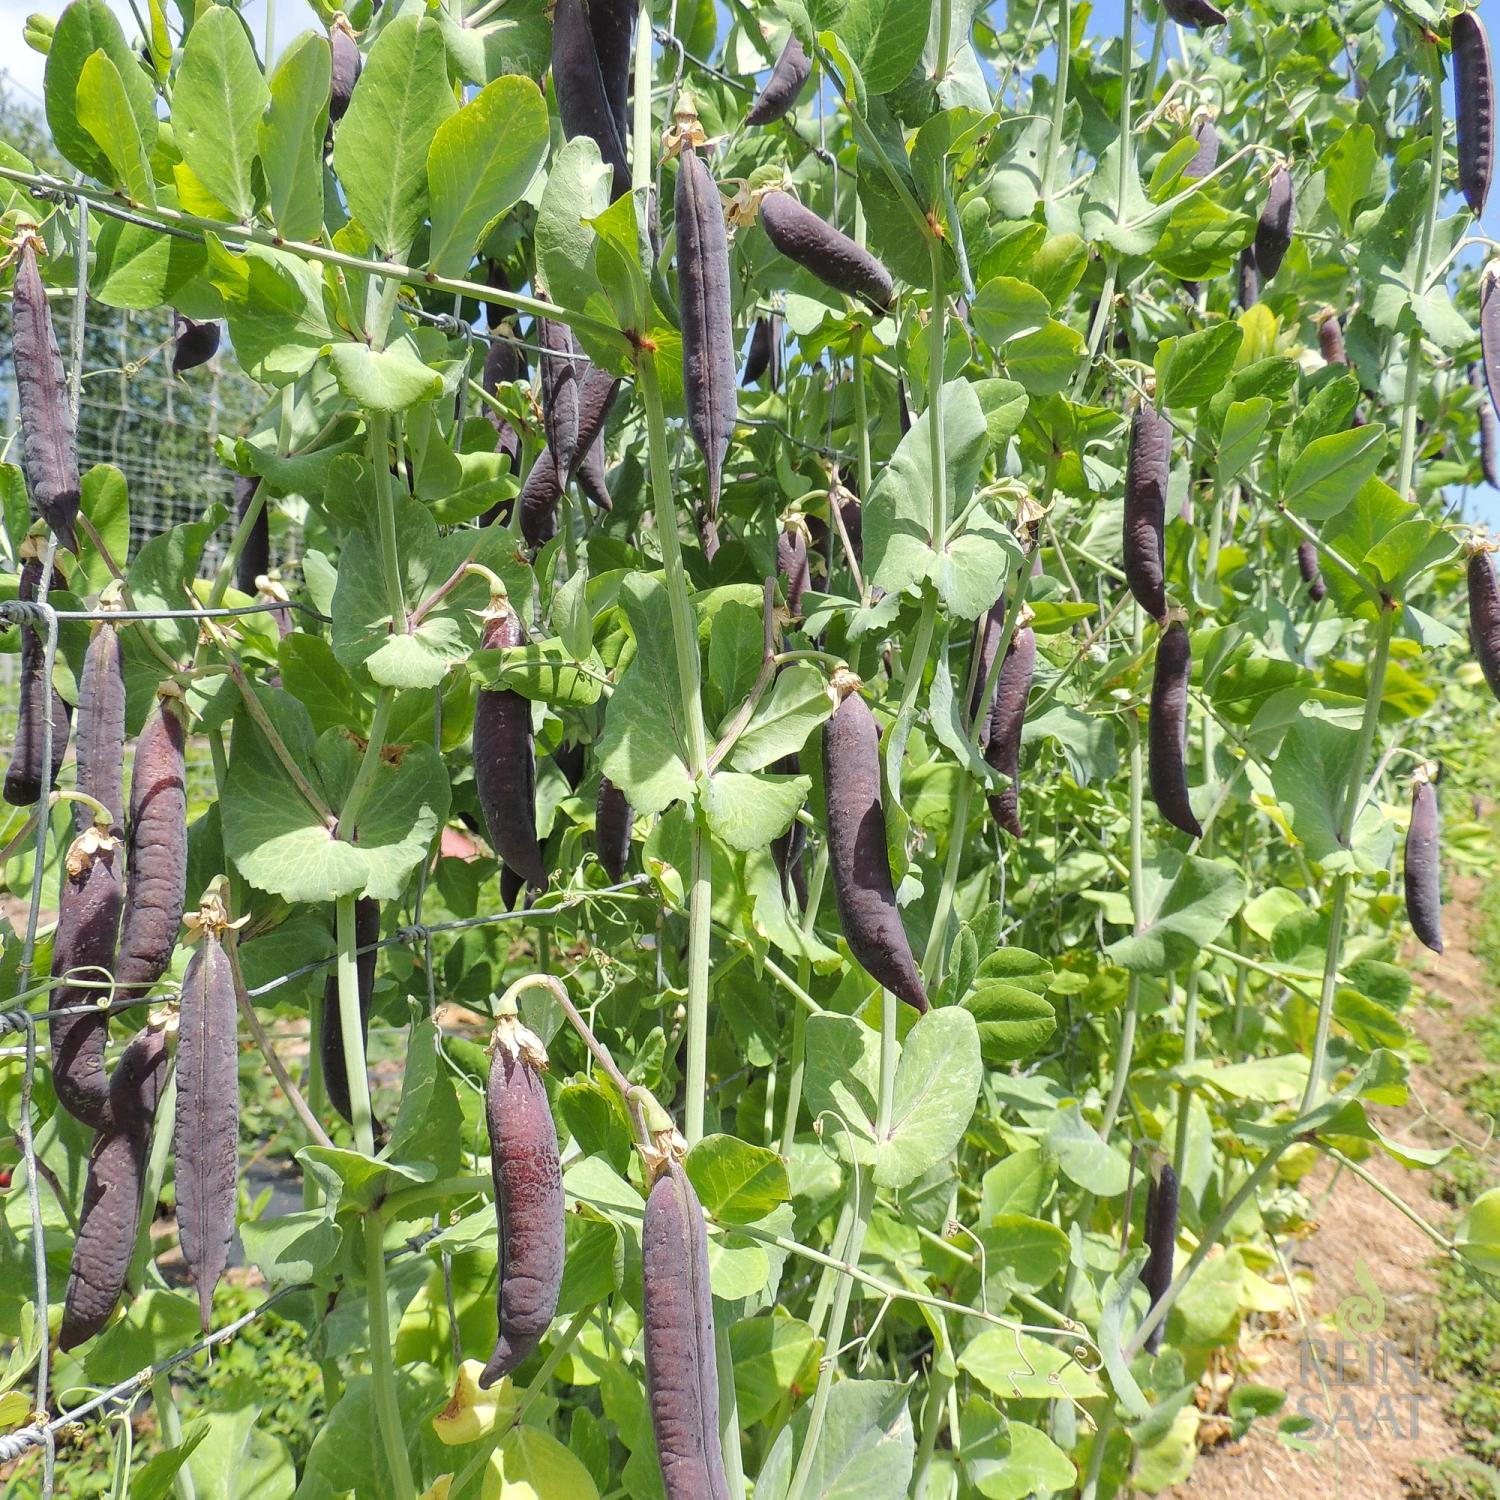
[677,148,737,522]
[329,19,361,123]
[1454,11,1494,218]
[519,451,562,549]
[984,621,1037,840]
[833,479,863,563]
[1184,115,1219,179]
[760,190,894,312]
[59,1020,170,1350]
[595,776,633,881]
[1477,364,1500,488]
[822,679,928,1012]
[537,319,580,480]
[1237,246,1259,309]
[1317,310,1347,366]
[577,435,612,512]
[171,314,220,375]
[233,475,269,597]
[1142,1163,1179,1354]
[5,554,71,807]
[49,827,126,1130]
[74,618,126,835]
[474,604,547,890]
[1404,773,1444,954]
[1162,0,1225,27]
[1467,544,1500,700]
[479,1017,564,1387]
[116,696,188,1000]
[482,338,524,480]
[769,752,806,907]
[1480,263,1500,419]
[1123,401,1170,622]
[1148,621,1202,838]
[10,236,80,552]
[1296,539,1326,602]
[551,0,630,197]
[587,0,634,148]
[968,596,1006,741]
[499,861,526,911]
[553,740,586,792]
[174,929,239,1329]
[322,896,381,1126]
[1254,166,1295,281]
[778,524,811,615]
[742,315,781,389]
[571,365,621,493]
[642,1159,731,1500]
[745,34,811,127]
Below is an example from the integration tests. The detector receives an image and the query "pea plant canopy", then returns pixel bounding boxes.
[3,0,1500,1494]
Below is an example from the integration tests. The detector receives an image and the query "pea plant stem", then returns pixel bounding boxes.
[334,894,378,1158]
[927,235,948,544]
[1173,969,1200,1180]
[1299,606,1394,1113]
[1041,0,1072,201]
[637,355,714,1148]
[126,1072,178,1294]
[365,1214,417,1500]
[149,1374,195,1500]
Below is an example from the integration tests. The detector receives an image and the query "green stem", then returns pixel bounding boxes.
[338,688,395,841]
[934,0,952,81]
[127,1073,177,1293]
[1298,606,1392,1115]
[1041,0,1072,200]
[365,1215,416,1499]
[927,236,948,544]
[852,326,872,499]
[1173,969,1199,1180]
[780,846,828,1154]
[151,1374,196,1500]
[368,413,409,637]
[632,0,654,198]
[336,894,377,1157]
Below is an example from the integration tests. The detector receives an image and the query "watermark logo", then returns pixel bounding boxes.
[1289,1257,1434,1443]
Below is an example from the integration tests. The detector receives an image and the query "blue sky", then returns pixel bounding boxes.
[2,0,1498,519]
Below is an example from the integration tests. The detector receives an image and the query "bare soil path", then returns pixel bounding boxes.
[1168,875,1497,1500]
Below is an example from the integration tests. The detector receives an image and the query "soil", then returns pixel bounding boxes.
[1168,875,1496,1500]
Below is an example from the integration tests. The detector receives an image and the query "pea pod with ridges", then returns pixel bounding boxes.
[551,0,630,197]
[116,692,188,1000]
[677,148,737,524]
[595,776,633,882]
[759,190,894,312]
[1296,540,1326,602]
[643,1156,731,1500]
[1404,767,1444,954]
[1466,538,1500,700]
[4,552,71,807]
[745,34,811,126]
[322,897,381,1126]
[1237,246,1259,309]
[173,914,239,1329]
[1142,1163,1179,1355]
[329,15,361,123]
[587,0,634,147]
[49,825,125,1130]
[478,1012,564,1387]
[59,1018,171,1349]
[1480,262,1500,418]
[985,608,1037,840]
[1454,11,1495,217]
[577,434,612,513]
[1254,166,1295,280]
[233,475,269,597]
[1184,114,1218,179]
[1148,619,1202,838]
[473,600,547,890]
[537,318,580,480]
[822,672,929,1012]
[1123,400,1170,622]
[74,613,125,835]
[10,233,80,552]
[1316,308,1347,366]
[778,520,811,616]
